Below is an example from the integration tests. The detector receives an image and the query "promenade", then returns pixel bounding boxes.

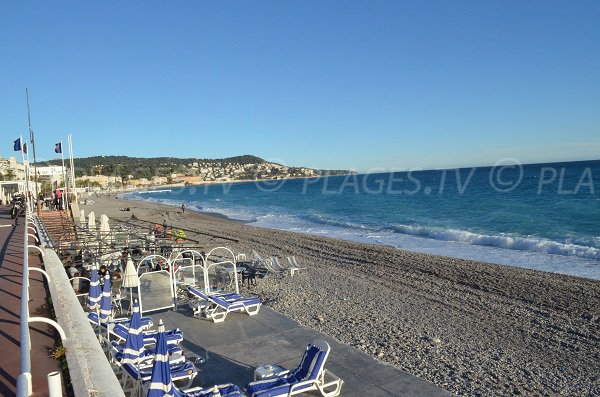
[0,206,61,397]
[151,305,451,397]
[0,201,450,397]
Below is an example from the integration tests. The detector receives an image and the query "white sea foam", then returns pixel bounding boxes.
[386,224,600,261]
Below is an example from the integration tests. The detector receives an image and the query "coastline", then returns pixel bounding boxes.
[115,187,600,280]
[86,196,600,396]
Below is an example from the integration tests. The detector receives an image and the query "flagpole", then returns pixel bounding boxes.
[68,134,77,203]
[20,136,33,212]
[25,88,39,201]
[19,135,28,198]
[60,140,69,208]
[25,144,32,213]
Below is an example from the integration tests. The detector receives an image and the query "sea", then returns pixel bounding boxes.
[121,160,600,280]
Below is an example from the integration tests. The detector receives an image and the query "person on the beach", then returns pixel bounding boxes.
[98,265,109,279]
[162,220,167,237]
[181,204,185,214]
[67,264,79,279]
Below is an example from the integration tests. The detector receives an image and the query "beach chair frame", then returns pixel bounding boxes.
[187,286,261,323]
[246,339,343,397]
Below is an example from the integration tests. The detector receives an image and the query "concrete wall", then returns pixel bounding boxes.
[37,219,125,397]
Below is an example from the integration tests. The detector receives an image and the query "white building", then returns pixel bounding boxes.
[36,165,67,186]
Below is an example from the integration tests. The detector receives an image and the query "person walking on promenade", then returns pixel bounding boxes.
[56,189,63,210]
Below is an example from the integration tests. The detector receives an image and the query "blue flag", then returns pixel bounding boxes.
[13,138,21,151]
[54,142,62,153]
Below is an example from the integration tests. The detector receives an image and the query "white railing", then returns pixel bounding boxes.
[35,214,125,397]
[16,208,67,397]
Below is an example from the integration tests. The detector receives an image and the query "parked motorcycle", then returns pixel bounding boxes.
[10,195,26,219]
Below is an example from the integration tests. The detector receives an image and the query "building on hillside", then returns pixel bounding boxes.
[76,175,121,188]
[0,156,27,180]
[151,176,167,185]
[36,166,67,186]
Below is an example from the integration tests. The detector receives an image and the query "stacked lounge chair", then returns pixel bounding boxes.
[87,312,184,346]
[187,286,262,323]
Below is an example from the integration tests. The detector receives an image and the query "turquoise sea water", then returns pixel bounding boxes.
[122,160,600,280]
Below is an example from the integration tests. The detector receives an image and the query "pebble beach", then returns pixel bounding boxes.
[87,195,600,396]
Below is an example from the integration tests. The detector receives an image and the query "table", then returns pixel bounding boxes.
[254,364,286,381]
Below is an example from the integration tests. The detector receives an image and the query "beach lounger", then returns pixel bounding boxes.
[187,286,261,323]
[260,258,285,275]
[271,257,304,277]
[246,339,343,397]
[110,340,186,367]
[286,256,307,276]
[87,313,183,346]
[87,312,153,329]
[173,383,244,397]
[113,323,184,346]
[121,360,198,392]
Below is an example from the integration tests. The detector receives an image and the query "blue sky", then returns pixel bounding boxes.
[1,1,599,172]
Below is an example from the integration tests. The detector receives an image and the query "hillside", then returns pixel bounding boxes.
[39,155,351,181]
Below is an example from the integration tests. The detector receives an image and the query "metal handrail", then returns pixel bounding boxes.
[17,207,33,396]
[16,207,67,397]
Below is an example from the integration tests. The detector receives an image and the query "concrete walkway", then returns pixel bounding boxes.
[0,206,61,397]
[149,304,451,396]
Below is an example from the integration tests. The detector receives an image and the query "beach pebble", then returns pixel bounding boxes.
[86,196,600,397]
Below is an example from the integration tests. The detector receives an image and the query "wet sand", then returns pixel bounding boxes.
[86,196,600,396]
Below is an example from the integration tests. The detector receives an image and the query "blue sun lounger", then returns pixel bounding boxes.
[121,360,198,390]
[187,286,261,323]
[88,311,153,329]
[246,339,343,397]
[110,340,185,367]
[173,383,244,397]
[87,312,184,346]
[112,323,184,346]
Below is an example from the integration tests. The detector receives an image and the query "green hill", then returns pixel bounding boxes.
[40,155,267,179]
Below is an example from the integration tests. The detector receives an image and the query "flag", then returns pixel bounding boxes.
[13,138,21,151]
[54,142,62,153]
[23,143,28,154]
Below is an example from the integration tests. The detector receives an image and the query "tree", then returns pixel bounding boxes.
[4,169,16,181]
[38,175,53,193]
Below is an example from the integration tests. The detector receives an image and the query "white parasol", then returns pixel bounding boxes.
[121,253,140,311]
[88,211,96,230]
[100,214,112,243]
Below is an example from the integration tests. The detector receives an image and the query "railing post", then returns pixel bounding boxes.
[28,267,51,284]
[47,371,63,397]
[29,317,67,342]
[17,373,32,397]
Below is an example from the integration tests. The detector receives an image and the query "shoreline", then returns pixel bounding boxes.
[86,196,600,396]
[117,192,600,281]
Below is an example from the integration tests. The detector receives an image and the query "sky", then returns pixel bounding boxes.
[1,1,599,172]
